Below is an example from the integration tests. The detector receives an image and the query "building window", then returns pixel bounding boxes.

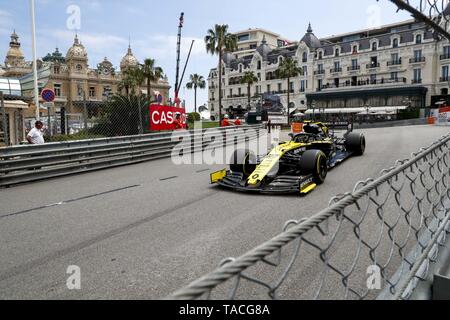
[239,64,243,73]
[372,42,377,51]
[334,61,340,70]
[413,69,421,83]
[267,84,271,93]
[351,59,358,69]
[289,82,294,92]
[391,53,399,63]
[318,51,323,60]
[370,74,377,84]
[76,64,82,72]
[393,38,399,48]
[54,84,61,97]
[229,89,232,97]
[302,52,307,62]
[238,88,241,96]
[414,49,422,60]
[54,66,60,74]
[335,48,339,57]
[442,65,449,80]
[89,86,96,98]
[390,72,398,80]
[318,64,323,72]
[278,83,282,92]
[303,66,308,76]
[352,45,358,54]
[416,34,422,44]
[257,60,261,70]
[300,80,306,92]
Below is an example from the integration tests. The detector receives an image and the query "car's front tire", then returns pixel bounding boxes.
[230,149,257,177]
[300,150,328,184]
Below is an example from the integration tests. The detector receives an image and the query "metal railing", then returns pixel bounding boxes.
[168,133,450,300]
[0,125,263,187]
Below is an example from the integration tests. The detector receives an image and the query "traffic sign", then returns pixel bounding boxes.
[41,88,55,102]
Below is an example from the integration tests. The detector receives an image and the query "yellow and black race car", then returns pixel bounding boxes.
[210,121,365,195]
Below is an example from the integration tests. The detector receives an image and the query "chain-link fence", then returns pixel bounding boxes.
[168,133,450,300]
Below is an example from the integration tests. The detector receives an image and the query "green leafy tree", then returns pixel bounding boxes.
[276,57,303,123]
[240,71,259,110]
[186,74,206,113]
[205,24,238,122]
[141,58,164,102]
[118,67,142,96]
[91,94,150,137]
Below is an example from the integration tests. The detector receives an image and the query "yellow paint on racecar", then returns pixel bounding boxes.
[300,182,317,194]
[247,141,302,186]
[210,169,227,184]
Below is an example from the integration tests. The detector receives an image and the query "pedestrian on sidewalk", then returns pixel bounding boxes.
[27,121,45,145]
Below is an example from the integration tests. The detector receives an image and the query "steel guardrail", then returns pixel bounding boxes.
[0,125,263,187]
[168,133,450,300]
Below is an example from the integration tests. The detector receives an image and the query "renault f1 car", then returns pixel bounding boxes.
[210,121,365,195]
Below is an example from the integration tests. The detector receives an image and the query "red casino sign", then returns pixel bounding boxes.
[149,105,187,131]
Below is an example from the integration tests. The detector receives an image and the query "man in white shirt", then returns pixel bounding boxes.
[27,121,45,145]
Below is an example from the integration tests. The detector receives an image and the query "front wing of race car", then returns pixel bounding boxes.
[210,170,318,195]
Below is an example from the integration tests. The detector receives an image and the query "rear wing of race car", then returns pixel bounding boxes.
[322,120,354,137]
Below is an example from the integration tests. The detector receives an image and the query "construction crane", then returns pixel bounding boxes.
[174,12,195,109]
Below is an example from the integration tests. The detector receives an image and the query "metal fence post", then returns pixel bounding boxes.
[138,97,143,135]
[0,92,10,146]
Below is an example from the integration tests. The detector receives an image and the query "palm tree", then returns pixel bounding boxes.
[205,24,238,122]
[141,58,164,102]
[118,67,142,96]
[240,71,259,110]
[186,74,206,113]
[276,57,303,123]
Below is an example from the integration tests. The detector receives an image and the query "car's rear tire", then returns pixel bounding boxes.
[345,132,366,155]
[300,150,328,184]
[230,149,257,176]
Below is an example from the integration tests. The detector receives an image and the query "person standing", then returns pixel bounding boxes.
[221,114,231,127]
[27,121,45,145]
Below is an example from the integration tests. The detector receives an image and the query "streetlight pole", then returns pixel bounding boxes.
[30,0,40,121]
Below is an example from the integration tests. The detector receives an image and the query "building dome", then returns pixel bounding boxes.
[5,30,25,67]
[66,34,87,60]
[120,45,139,70]
[256,35,272,60]
[300,23,321,49]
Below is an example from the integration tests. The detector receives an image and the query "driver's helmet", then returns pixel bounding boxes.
[303,123,321,135]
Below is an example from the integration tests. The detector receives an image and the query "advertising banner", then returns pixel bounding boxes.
[149,105,187,131]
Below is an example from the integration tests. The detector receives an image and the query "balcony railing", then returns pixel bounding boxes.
[387,59,402,66]
[411,79,422,84]
[347,65,361,71]
[440,53,450,60]
[409,57,426,63]
[440,76,449,82]
[366,63,380,69]
[330,68,342,73]
[226,94,247,99]
[318,77,407,91]
[314,69,325,75]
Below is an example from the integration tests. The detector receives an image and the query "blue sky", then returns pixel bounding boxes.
[0,0,412,111]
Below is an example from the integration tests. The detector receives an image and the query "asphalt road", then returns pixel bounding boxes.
[0,125,448,299]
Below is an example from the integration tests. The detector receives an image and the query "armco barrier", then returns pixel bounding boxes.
[0,125,263,187]
[168,133,450,300]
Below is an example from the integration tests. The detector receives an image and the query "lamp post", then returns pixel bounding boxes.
[365,104,370,123]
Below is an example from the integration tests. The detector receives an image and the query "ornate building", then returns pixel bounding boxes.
[1,31,170,119]
[208,10,450,121]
